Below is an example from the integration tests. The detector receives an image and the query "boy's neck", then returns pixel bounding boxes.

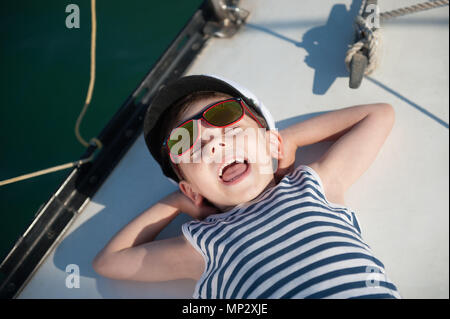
[217,177,277,213]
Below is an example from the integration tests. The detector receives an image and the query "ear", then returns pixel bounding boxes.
[267,129,284,160]
[178,180,204,207]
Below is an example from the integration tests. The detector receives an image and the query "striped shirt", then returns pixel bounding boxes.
[182,165,401,299]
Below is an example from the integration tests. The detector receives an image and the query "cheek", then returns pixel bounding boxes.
[249,133,271,164]
[181,163,215,184]
[234,131,259,161]
[179,163,197,181]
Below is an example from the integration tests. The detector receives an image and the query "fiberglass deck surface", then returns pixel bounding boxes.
[18,0,449,298]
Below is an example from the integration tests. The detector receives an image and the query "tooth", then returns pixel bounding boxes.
[219,163,227,177]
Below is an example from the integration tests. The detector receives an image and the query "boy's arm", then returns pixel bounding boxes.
[280,103,395,204]
[92,191,205,281]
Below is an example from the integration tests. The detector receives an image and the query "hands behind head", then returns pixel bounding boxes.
[172,190,219,220]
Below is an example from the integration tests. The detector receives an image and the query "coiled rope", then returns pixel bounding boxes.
[0,0,101,187]
[345,0,449,76]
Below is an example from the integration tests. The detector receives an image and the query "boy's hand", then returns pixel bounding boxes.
[171,190,219,220]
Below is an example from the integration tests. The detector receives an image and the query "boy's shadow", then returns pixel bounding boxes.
[51,112,333,298]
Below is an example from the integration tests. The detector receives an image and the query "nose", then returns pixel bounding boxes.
[209,138,227,155]
[201,127,233,159]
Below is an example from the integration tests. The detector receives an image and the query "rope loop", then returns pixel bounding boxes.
[345,13,381,76]
[89,137,103,149]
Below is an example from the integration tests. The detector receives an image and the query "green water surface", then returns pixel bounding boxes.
[0,0,203,263]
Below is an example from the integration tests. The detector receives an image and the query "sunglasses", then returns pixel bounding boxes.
[164,97,264,161]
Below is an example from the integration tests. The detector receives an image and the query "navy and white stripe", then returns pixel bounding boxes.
[182,165,400,299]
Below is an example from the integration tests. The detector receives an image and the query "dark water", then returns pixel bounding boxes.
[0,0,202,263]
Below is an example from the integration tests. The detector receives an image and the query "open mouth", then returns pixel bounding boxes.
[218,158,251,185]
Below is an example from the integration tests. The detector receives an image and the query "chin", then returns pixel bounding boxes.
[224,176,268,203]
[207,163,273,207]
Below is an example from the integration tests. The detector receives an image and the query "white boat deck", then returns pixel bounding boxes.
[18,0,448,298]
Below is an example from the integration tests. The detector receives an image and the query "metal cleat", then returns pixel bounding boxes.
[203,0,250,38]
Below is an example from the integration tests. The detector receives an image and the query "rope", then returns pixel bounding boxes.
[0,0,101,188]
[75,0,102,149]
[345,0,449,76]
[345,15,382,75]
[380,0,449,20]
[0,156,95,187]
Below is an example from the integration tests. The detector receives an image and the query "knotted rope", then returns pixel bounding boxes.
[345,0,449,76]
[345,15,382,75]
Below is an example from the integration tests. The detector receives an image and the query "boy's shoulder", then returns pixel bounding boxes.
[257,164,323,202]
[300,163,346,207]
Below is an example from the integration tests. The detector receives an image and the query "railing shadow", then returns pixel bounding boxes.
[366,76,449,129]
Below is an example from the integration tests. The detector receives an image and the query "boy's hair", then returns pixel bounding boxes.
[143,75,271,184]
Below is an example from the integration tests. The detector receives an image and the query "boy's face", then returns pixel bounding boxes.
[175,96,282,212]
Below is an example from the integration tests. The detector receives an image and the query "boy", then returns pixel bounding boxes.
[92,74,400,299]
